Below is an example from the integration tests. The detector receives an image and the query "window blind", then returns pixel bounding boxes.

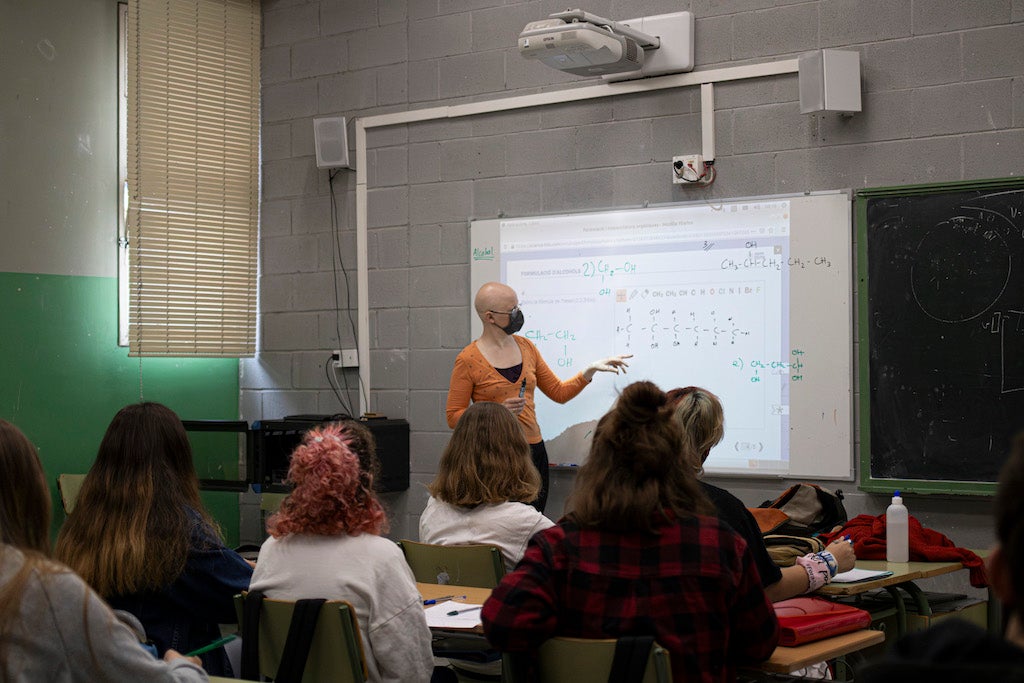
[127,0,260,357]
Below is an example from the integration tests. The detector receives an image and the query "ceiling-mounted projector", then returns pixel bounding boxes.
[518,9,695,80]
[518,16,645,76]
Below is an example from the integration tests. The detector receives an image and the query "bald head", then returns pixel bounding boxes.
[474,282,516,319]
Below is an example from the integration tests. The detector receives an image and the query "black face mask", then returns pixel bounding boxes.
[500,308,525,335]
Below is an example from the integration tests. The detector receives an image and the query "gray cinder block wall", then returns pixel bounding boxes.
[249,0,1024,594]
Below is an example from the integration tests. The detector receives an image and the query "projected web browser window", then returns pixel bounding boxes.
[499,200,792,474]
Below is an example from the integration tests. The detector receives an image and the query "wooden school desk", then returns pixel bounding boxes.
[419,582,490,633]
[417,583,884,675]
[817,559,969,637]
[753,628,885,675]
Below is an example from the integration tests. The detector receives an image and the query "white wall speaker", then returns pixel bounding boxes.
[798,50,862,114]
[313,116,351,169]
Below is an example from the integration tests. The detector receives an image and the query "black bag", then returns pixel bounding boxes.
[757,483,847,537]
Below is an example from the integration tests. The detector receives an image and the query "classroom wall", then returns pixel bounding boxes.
[0,0,244,543]
[254,0,1023,569]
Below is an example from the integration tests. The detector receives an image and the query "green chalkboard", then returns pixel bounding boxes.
[857,178,1024,495]
[0,271,242,542]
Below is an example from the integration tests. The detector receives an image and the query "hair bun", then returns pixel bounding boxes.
[615,381,667,424]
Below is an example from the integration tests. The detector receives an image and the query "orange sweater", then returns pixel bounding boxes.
[445,336,589,444]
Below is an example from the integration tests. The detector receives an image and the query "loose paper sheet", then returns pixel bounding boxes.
[424,601,484,629]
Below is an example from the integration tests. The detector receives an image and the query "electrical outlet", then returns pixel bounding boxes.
[672,154,707,185]
[331,349,358,369]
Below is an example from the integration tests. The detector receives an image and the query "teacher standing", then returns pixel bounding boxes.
[446,282,629,513]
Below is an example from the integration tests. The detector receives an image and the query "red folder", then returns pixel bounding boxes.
[773,597,872,646]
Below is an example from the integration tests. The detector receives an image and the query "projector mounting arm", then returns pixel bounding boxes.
[549,9,660,49]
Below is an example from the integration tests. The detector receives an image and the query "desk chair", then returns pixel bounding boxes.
[256,492,289,538]
[233,592,367,683]
[398,540,505,588]
[56,474,86,515]
[260,492,288,514]
[505,637,672,683]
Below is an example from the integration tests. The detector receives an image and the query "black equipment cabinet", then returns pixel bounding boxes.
[253,415,410,493]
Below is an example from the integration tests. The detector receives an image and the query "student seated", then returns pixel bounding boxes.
[249,420,437,683]
[482,381,779,683]
[420,401,555,571]
[55,403,252,676]
[669,386,855,601]
[0,419,206,682]
[860,432,1024,683]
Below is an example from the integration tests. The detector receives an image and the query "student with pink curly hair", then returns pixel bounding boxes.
[249,420,435,683]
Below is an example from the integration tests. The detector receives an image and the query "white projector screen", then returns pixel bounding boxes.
[469,192,853,480]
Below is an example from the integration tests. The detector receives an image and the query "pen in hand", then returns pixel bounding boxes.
[446,605,482,617]
[184,634,238,657]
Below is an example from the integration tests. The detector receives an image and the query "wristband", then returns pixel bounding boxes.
[795,553,832,592]
[816,550,839,578]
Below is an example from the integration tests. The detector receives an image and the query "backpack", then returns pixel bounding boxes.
[762,534,826,567]
[750,483,847,537]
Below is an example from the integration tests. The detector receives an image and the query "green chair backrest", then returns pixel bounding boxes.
[233,593,368,683]
[56,474,86,515]
[398,539,505,588]
[531,637,672,683]
[260,492,288,513]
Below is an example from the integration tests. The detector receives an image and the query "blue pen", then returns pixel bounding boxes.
[423,595,466,605]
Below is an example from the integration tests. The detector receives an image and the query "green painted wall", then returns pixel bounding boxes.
[0,271,242,544]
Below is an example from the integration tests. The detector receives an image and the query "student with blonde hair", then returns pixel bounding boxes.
[668,386,855,601]
[249,420,439,683]
[55,402,251,676]
[0,419,206,681]
[483,381,778,683]
[446,281,630,511]
[421,401,554,571]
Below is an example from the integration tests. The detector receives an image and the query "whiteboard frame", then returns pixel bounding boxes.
[470,191,854,481]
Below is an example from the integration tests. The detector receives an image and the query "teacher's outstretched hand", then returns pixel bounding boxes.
[583,354,632,381]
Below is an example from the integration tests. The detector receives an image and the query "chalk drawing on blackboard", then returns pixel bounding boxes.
[910,214,1012,324]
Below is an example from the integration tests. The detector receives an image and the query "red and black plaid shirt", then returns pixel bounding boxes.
[482,511,779,683]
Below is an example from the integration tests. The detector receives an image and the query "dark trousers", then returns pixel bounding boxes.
[529,440,549,514]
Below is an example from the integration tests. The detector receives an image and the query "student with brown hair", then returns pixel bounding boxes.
[482,381,779,683]
[668,386,855,601]
[55,402,251,676]
[0,419,206,681]
[421,401,554,571]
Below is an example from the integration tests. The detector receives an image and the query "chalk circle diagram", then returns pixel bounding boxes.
[910,212,1012,323]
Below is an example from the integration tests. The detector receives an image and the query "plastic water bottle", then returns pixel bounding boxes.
[886,490,909,563]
